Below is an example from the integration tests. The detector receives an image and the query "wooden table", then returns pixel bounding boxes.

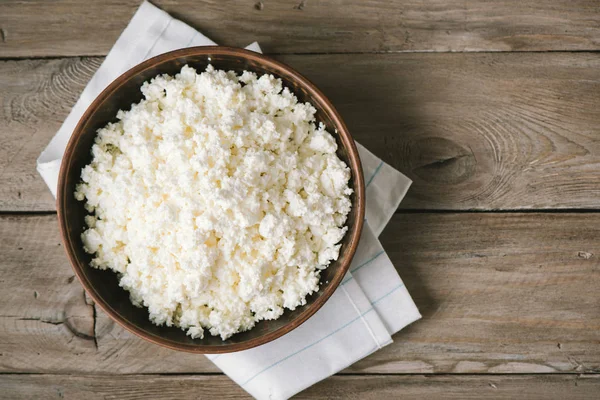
[1,1,600,398]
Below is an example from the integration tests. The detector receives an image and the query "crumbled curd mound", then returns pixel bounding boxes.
[75,65,352,340]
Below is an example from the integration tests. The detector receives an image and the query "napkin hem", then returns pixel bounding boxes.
[340,284,385,350]
[380,169,412,237]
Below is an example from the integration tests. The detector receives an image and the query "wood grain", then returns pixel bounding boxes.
[0,57,101,211]
[1,374,600,400]
[1,53,599,211]
[2,213,599,374]
[3,1,600,397]
[0,0,599,57]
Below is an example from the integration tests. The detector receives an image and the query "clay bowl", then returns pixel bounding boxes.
[57,46,365,353]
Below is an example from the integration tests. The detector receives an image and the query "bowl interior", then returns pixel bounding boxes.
[59,48,363,352]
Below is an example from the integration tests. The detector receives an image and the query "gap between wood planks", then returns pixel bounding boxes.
[4,209,600,217]
[0,372,597,376]
[1,49,600,62]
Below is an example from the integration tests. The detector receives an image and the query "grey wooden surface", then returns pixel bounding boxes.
[2,213,600,375]
[1,0,599,56]
[1,0,599,398]
[3,53,600,212]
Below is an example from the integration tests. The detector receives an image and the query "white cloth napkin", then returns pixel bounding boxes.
[36,2,421,399]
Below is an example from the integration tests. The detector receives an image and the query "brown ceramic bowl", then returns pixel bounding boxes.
[57,46,365,353]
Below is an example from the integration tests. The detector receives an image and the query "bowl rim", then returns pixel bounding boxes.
[57,46,365,354]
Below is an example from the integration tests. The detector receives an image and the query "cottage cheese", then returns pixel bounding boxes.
[75,65,352,340]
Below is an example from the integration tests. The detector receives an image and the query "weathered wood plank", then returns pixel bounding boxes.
[1,53,600,211]
[1,374,600,400]
[0,58,100,212]
[0,214,219,373]
[1,0,599,57]
[1,213,599,374]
